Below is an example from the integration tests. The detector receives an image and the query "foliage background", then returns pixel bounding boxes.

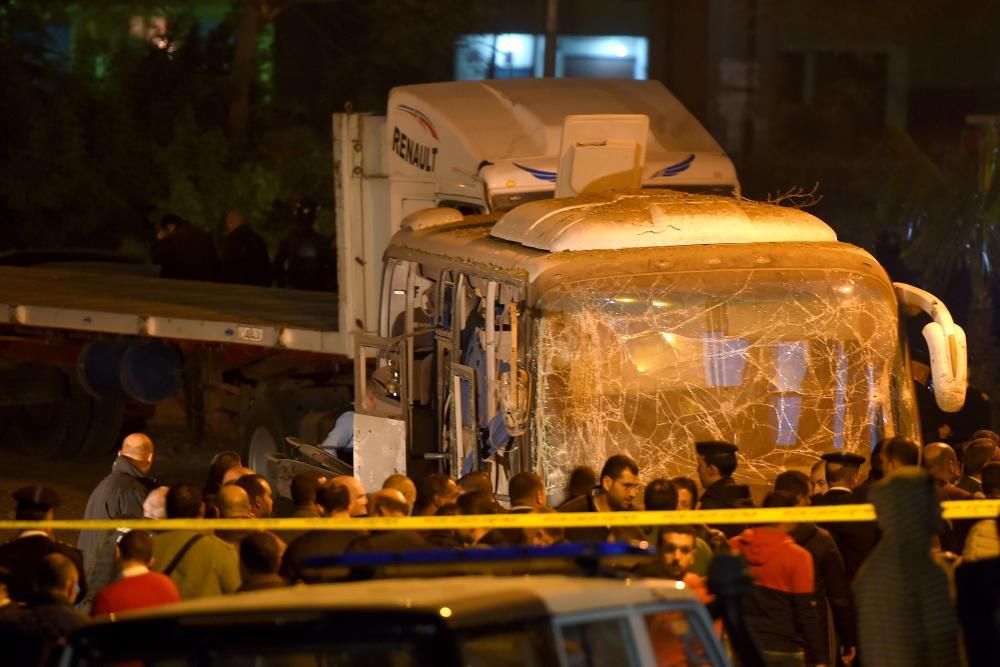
[0,0,485,253]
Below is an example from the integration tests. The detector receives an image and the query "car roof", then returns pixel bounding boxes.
[111,575,695,628]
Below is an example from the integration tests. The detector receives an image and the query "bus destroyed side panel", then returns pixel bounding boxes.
[354,413,407,491]
[353,333,408,488]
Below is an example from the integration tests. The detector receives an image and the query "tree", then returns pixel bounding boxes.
[228,0,295,146]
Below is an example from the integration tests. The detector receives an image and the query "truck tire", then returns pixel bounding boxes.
[241,403,286,488]
[5,374,94,458]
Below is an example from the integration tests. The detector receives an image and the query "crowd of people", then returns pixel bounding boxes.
[1,431,999,666]
[151,198,336,291]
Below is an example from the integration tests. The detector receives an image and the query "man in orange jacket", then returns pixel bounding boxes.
[729,491,825,667]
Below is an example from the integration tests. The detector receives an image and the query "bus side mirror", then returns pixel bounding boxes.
[894,283,968,413]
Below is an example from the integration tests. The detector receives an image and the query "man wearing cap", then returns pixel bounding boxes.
[813,451,879,581]
[78,433,158,609]
[695,441,754,538]
[0,485,88,604]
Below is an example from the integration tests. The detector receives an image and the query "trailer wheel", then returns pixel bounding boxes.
[5,374,94,458]
[242,403,286,487]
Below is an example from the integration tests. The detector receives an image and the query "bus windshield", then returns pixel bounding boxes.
[533,267,917,489]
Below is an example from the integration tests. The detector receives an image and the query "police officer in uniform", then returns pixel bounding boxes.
[695,440,754,538]
[0,486,87,604]
[273,197,336,291]
[813,451,879,581]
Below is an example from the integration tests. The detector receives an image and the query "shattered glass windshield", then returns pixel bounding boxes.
[534,267,916,490]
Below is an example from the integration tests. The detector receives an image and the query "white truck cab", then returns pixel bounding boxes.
[386,78,739,223]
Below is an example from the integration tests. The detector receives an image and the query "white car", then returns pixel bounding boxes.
[63,574,730,666]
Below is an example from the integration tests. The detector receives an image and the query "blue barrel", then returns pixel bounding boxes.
[78,339,182,403]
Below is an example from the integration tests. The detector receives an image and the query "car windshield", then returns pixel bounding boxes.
[533,267,917,489]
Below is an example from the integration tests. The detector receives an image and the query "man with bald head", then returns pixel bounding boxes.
[369,488,408,517]
[330,475,368,517]
[382,474,416,514]
[214,484,254,548]
[7,553,89,665]
[78,433,158,610]
[143,486,170,520]
[217,485,253,518]
[923,442,975,500]
[923,442,975,554]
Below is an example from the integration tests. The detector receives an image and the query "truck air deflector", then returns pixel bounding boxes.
[490,191,836,252]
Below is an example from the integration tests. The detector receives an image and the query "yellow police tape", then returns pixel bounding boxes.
[1,500,998,532]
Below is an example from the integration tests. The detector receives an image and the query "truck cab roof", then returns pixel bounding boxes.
[387,79,740,211]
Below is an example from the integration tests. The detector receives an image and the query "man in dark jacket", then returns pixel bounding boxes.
[559,454,645,543]
[220,209,271,287]
[776,470,857,666]
[8,553,90,666]
[281,483,365,583]
[730,491,825,665]
[0,486,88,604]
[237,531,288,592]
[958,437,998,494]
[813,451,879,581]
[347,490,427,552]
[508,471,547,512]
[854,438,887,501]
[77,433,157,609]
[695,440,754,538]
[152,213,219,282]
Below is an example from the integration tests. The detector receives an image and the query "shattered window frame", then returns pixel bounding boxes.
[528,244,919,492]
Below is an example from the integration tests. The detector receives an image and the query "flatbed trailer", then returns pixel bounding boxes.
[0,265,347,354]
[0,265,354,482]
